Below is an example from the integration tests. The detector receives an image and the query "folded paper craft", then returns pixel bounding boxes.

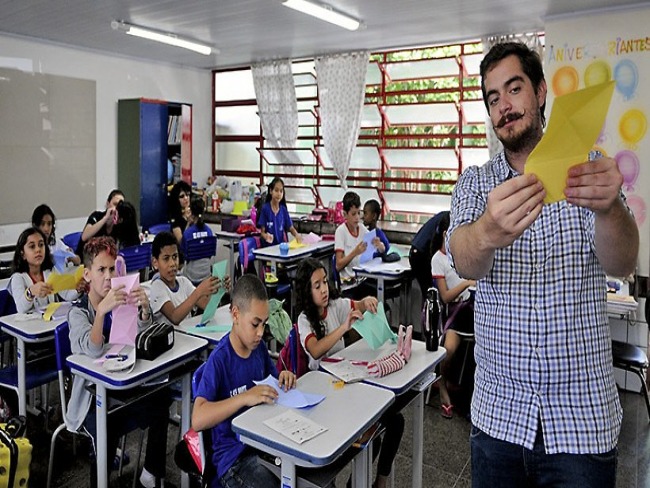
[525,81,615,204]
[42,301,72,322]
[201,260,227,325]
[47,266,84,294]
[301,232,322,245]
[352,302,397,350]
[109,274,139,346]
[288,239,306,250]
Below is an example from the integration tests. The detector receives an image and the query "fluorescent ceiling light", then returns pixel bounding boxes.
[282,0,362,31]
[111,20,215,56]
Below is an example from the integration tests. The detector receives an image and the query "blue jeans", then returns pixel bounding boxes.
[470,424,617,488]
[219,452,278,488]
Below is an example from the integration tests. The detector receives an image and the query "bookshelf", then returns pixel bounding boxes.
[117,98,193,230]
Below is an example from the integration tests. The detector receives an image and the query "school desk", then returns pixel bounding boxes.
[0,312,63,416]
[177,304,233,346]
[231,370,394,488]
[326,340,446,488]
[353,255,412,323]
[67,333,208,488]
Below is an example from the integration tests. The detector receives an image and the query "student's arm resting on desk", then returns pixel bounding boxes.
[449,174,545,279]
[565,158,639,277]
[435,277,475,304]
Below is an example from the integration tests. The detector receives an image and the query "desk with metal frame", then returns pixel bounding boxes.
[67,333,208,488]
[232,370,394,488]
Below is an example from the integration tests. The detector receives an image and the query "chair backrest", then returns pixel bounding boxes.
[330,254,341,291]
[277,324,309,379]
[62,232,82,252]
[237,236,261,275]
[184,235,217,262]
[192,362,206,399]
[54,322,72,417]
[118,241,153,274]
[148,222,171,235]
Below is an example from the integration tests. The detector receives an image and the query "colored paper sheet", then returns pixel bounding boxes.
[352,302,397,350]
[189,324,232,334]
[289,239,306,249]
[254,375,326,408]
[42,301,72,321]
[359,229,377,264]
[200,260,228,325]
[52,249,76,273]
[301,232,321,245]
[525,81,615,204]
[46,265,84,294]
[109,274,139,346]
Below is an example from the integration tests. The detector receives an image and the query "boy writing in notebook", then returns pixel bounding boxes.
[192,274,296,487]
[66,236,170,488]
[149,231,230,326]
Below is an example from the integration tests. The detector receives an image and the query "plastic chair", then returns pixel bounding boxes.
[237,237,291,296]
[147,222,171,235]
[62,232,82,253]
[184,235,217,262]
[118,242,153,278]
[612,340,650,422]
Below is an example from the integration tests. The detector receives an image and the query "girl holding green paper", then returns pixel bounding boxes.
[295,257,402,488]
[150,231,230,326]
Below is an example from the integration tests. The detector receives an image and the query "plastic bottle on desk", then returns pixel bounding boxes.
[423,287,440,351]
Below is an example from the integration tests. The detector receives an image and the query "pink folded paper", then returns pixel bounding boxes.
[109,274,139,346]
[301,232,322,245]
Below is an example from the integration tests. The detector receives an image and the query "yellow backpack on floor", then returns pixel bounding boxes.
[0,417,31,488]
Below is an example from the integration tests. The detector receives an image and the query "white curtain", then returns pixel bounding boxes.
[252,59,299,174]
[315,51,369,189]
[482,33,544,158]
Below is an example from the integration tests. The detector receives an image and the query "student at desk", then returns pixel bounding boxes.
[258,177,301,247]
[295,258,402,488]
[9,227,83,313]
[32,204,81,266]
[192,275,296,488]
[76,189,125,257]
[66,236,170,488]
[150,231,230,326]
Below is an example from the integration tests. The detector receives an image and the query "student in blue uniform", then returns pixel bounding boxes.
[258,177,301,247]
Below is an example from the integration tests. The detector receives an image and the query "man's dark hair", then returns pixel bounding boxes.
[480,42,546,127]
[232,274,268,313]
[342,192,361,213]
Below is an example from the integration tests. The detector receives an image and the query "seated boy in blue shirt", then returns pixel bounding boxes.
[192,274,296,487]
[363,199,390,258]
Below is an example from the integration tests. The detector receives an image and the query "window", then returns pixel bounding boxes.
[212,40,488,223]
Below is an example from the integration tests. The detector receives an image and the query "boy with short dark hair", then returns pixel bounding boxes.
[149,231,229,326]
[362,199,390,258]
[191,274,296,487]
[334,191,369,282]
[66,236,170,488]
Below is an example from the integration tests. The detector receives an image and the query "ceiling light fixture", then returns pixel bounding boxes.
[111,20,215,56]
[282,0,362,31]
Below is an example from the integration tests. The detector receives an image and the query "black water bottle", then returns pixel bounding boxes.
[423,287,440,351]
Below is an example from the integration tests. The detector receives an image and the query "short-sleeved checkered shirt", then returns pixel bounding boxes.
[448,152,622,454]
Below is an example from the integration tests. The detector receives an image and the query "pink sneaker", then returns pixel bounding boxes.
[367,352,405,378]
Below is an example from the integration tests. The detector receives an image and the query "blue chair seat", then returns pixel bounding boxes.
[62,232,82,253]
[148,223,171,235]
[119,242,153,275]
[184,235,217,262]
[0,362,57,390]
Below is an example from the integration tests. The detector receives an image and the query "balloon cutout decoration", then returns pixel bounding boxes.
[615,150,640,191]
[619,109,647,145]
[614,59,638,100]
[584,60,611,87]
[552,66,579,96]
[625,195,646,227]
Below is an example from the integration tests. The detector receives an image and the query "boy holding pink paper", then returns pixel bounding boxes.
[66,236,171,488]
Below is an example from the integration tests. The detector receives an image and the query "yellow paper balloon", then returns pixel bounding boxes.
[552,66,579,96]
[619,109,647,144]
[584,60,611,87]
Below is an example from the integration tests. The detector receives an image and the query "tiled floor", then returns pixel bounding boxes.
[27,385,650,487]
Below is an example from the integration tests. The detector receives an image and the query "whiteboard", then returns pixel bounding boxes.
[0,68,95,223]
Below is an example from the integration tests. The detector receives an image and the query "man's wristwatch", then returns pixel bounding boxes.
[25,287,34,301]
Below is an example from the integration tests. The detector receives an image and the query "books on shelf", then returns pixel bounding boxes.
[167,115,182,145]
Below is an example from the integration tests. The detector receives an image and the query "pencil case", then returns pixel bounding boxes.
[136,322,175,361]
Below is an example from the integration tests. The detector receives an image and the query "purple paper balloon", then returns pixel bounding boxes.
[615,150,640,191]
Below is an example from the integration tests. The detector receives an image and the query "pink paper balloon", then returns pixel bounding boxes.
[625,195,646,227]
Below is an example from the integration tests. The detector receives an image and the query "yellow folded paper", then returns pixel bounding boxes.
[525,81,615,204]
[43,302,62,322]
[47,265,84,293]
[288,240,306,250]
[231,200,248,216]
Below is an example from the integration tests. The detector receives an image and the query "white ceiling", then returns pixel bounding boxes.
[0,0,646,70]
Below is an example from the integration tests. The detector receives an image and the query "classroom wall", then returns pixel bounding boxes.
[0,33,212,246]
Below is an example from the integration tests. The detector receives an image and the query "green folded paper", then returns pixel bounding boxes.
[190,324,232,333]
[352,302,397,350]
[201,260,228,325]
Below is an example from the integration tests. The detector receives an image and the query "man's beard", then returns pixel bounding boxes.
[494,108,543,154]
